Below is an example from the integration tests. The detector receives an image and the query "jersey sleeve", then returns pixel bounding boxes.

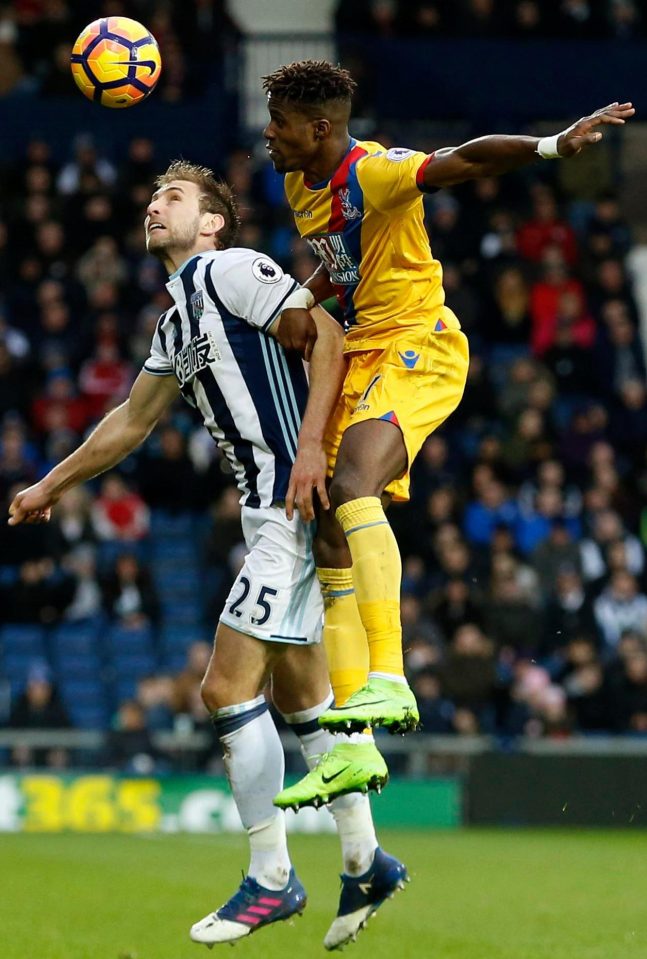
[206,250,299,333]
[142,312,174,377]
[356,148,436,212]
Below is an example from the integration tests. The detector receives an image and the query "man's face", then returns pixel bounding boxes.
[263,98,320,173]
[145,179,202,256]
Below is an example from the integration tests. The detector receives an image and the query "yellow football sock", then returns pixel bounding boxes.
[335,497,404,678]
[317,567,369,706]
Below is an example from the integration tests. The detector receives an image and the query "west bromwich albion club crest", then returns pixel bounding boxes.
[190,290,204,321]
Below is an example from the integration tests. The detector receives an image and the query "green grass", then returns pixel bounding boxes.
[2,830,647,959]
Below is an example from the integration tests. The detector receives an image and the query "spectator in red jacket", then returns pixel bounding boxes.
[517,187,579,267]
[91,474,149,542]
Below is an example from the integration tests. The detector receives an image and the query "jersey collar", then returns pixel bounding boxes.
[166,250,219,286]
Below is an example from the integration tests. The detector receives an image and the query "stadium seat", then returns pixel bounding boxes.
[160,624,209,650]
[0,566,19,587]
[159,599,204,624]
[0,624,47,657]
[50,620,102,656]
[149,541,197,563]
[111,652,157,677]
[53,654,103,679]
[150,510,195,537]
[66,703,110,730]
[59,677,106,701]
[107,623,154,654]
[112,677,139,703]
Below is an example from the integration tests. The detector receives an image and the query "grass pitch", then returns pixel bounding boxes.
[2,829,647,959]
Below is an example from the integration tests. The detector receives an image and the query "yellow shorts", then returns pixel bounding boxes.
[324,319,469,502]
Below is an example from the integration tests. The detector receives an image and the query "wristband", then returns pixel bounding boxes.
[282,287,315,311]
[536,134,562,160]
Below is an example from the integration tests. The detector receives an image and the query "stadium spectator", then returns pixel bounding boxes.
[101,552,159,626]
[104,700,165,774]
[593,571,647,650]
[438,623,498,731]
[8,662,71,767]
[172,641,213,727]
[61,544,103,622]
[541,568,599,653]
[91,474,150,542]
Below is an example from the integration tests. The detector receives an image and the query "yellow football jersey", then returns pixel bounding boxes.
[284,138,454,352]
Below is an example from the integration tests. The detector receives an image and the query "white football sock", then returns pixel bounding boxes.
[280,692,378,877]
[214,696,291,890]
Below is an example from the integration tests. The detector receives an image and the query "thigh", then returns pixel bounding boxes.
[204,622,280,708]
[335,329,470,502]
[220,505,323,646]
[323,350,378,480]
[271,641,332,714]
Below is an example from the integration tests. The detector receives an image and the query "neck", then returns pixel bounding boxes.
[161,240,217,276]
[302,133,353,184]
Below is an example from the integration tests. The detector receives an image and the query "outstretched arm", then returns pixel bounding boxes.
[423,102,635,189]
[8,371,180,525]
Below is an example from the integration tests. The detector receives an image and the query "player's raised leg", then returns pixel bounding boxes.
[321,417,420,733]
[190,625,306,946]
[273,510,389,807]
[271,643,408,950]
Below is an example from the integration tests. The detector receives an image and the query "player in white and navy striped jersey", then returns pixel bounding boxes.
[8,160,390,949]
[143,246,307,511]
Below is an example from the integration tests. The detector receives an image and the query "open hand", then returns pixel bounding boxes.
[558,102,635,157]
[285,443,330,522]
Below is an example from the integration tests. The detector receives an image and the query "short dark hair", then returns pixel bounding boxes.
[155,160,241,249]
[262,59,356,108]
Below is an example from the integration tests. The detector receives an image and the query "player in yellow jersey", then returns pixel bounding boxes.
[262,59,634,808]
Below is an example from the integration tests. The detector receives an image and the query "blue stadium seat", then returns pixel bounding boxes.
[150,510,195,537]
[2,653,46,682]
[160,624,210,650]
[154,569,202,597]
[107,623,154,654]
[66,703,110,730]
[53,654,103,679]
[111,652,157,677]
[160,599,203,624]
[0,566,19,587]
[59,677,105,701]
[150,541,197,563]
[0,624,47,657]
[50,619,102,656]
[160,650,191,673]
[112,677,139,703]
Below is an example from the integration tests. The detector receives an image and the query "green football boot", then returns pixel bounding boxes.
[273,741,389,811]
[318,678,420,734]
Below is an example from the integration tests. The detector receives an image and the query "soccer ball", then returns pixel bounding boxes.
[70,17,162,109]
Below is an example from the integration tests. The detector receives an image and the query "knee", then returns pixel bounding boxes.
[329,469,364,512]
[201,673,224,715]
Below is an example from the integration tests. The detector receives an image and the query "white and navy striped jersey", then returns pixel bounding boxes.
[143,248,308,508]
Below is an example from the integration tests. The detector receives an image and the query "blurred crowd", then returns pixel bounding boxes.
[1,46,647,765]
[335,0,646,40]
[0,0,240,99]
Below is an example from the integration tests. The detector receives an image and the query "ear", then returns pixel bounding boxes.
[312,118,332,141]
[201,212,225,239]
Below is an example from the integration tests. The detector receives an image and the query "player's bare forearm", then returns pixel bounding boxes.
[286,305,345,521]
[8,371,179,525]
[424,102,635,189]
[299,306,345,447]
[426,135,540,186]
[303,262,335,303]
